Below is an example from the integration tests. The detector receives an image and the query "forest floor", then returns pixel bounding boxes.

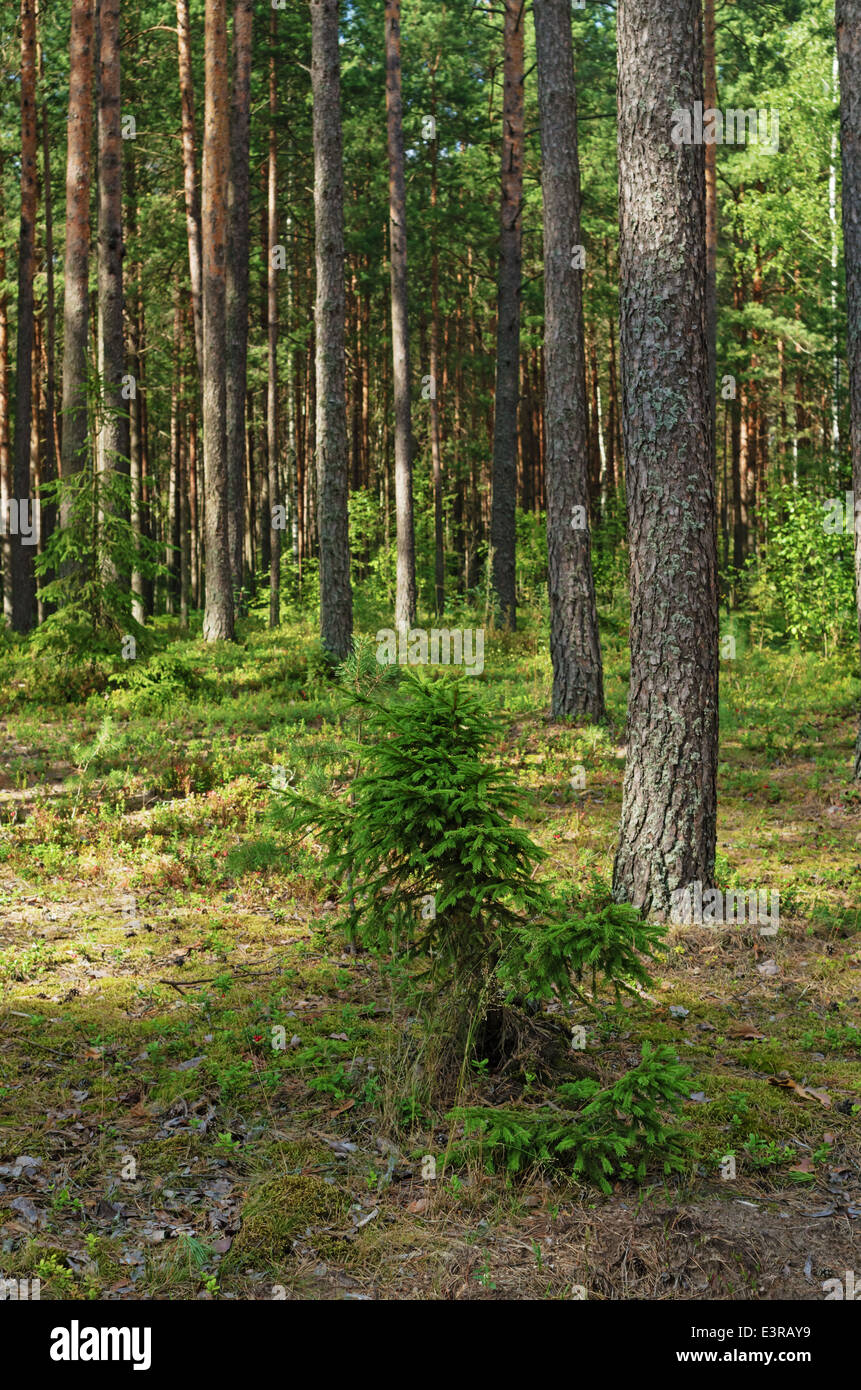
[0,594,860,1300]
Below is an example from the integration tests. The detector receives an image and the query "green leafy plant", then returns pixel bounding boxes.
[34,461,162,663]
[745,484,854,655]
[107,649,211,711]
[449,1043,692,1191]
[282,671,547,1038]
[499,880,665,1006]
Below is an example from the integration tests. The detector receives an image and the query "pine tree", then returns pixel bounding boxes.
[311,0,353,661]
[385,0,417,631]
[200,0,234,641]
[837,0,861,779]
[533,0,605,720]
[489,0,525,630]
[612,0,718,915]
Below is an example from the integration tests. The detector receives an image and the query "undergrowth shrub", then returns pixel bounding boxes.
[281,647,691,1185]
[283,665,546,1041]
[106,649,212,712]
[499,880,665,1005]
[449,1042,691,1187]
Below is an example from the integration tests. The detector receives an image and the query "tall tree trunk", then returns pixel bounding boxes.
[11,0,38,632]
[429,66,445,615]
[167,293,181,614]
[606,315,618,493]
[126,136,145,623]
[837,0,861,778]
[587,332,601,512]
[97,0,127,573]
[0,158,12,622]
[266,9,280,629]
[312,0,353,660]
[244,389,255,579]
[201,0,234,640]
[612,0,718,916]
[140,306,153,617]
[385,0,416,630]
[36,5,56,571]
[226,0,252,605]
[534,0,605,720]
[490,0,525,629]
[180,438,190,629]
[188,340,200,608]
[731,267,749,567]
[32,316,44,617]
[177,0,204,380]
[704,0,718,496]
[60,0,93,526]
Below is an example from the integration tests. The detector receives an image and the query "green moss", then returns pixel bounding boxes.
[223,1175,350,1271]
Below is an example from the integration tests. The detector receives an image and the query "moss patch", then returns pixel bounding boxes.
[224,1175,350,1272]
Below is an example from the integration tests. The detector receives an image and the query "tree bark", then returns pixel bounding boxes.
[97,0,127,566]
[226,0,252,604]
[612,0,718,917]
[126,131,145,623]
[167,292,181,614]
[429,66,445,615]
[60,0,93,525]
[704,0,718,499]
[385,0,416,630]
[0,157,11,623]
[201,0,234,640]
[177,0,204,380]
[837,0,861,778]
[534,0,606,721]
[36,4,56,571]
[312,0,353,660]
[267,9,280,629]
[11,0,38,631]
[490,0,525,629]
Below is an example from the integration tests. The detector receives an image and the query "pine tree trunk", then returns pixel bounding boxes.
[606,310,619,492]
[126,139,145,624]
[97,0,127,574]
[534,0,606,721]
[167,293,180,616]
[11,0,38,632]
[385,0,416,630]
[704,0,718,495]
[60,0,93,527]
[837,0,861,778]
[140,308,154,617]
[266,10,280,630]
[226,0,252,606]
[244,389,254,579]
[32,317,44,615]
[0,157,11,623]
[188,358,199,608]
[430,68,444,616]
[489,0,524,630]
[201,0,234,640]
[36,5,56,573]
[177,0,204,380]
[612,0,718,916]
[311,0,353,660]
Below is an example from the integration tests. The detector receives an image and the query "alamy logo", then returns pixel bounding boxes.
[50,1321,152,1371]
[670,881,779,934]
[822,492,859,533]
[822,1271,858,1300]
[671,102,780,154]
[375,626,484,675]
[0,499,39,546]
